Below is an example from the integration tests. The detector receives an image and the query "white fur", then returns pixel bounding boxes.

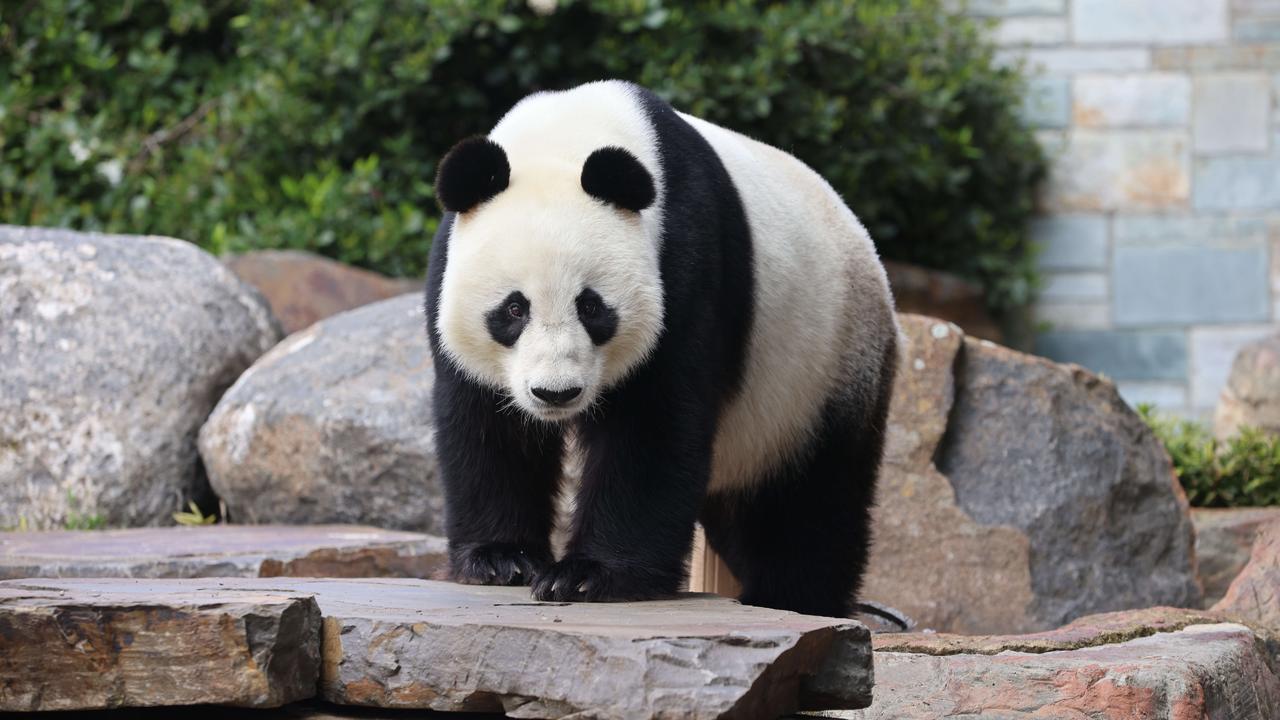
[680,114,896,493]
[438,81,896,484]
[436,82,666,421]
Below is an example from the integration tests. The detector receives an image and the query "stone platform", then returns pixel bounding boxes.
[0,525,446,580]
[0,577,872,718]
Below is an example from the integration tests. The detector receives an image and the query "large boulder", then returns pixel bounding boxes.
[199,293,443,532]
[0,226,280,529]
[861,315,1201,634]
[224,250,420,335]
[1214,333,1280,439]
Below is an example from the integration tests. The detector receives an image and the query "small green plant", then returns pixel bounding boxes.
[1139,404,1280,508]
[63,490,107,530]
[173,500,219,526]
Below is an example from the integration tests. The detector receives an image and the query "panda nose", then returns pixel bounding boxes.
[531,386,582,406]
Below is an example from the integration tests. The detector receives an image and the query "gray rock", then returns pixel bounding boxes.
[0,524,446,581]
[199,294,443,532]
[0,578,321,711]
[0,577,871,718]
[1214,333,1280,439]
[287,578,871,718]
[861,315,1200,634]
[0,226,280,530]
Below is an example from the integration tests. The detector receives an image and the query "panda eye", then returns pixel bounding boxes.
[507,302,524,319]
[581,300,599,318]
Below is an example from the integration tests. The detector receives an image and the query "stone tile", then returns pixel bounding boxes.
[1021,76,1071,128]
[1115,381,1190,409]
[1032,214,1109,270]
[1154,44,1280,71]
[1072,73,1191,128]
[1194,137,1280,210]
[1073,0,1229,44]
[1236,16,1280,42]
[958,0,1066,16]
[1033,301,1112,330]
[1191,325,1278,408]
[1235,0,1280,12]
[1193,73,1271,154]
[1114,245,1270,325]
[993,16,1068,46]
[1274,73,1280,124]
[1004,48,1151,73]
[1034,329,1187,380]
[1113,213,1269,246]
[1040,272,1108,301]
[1044,130,1190,212]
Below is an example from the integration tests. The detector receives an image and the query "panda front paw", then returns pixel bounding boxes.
[530,554,674,602]
[449,542,550,586]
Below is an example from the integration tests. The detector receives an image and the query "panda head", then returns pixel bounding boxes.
[433,136,665,423]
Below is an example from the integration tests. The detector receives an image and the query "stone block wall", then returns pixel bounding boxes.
[968,0,1280,417]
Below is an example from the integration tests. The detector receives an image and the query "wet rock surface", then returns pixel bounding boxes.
[0,226,280,530]
[199,294,443,531]
[862,315,1201,634]
[0,525,446,581]
[0,578,321,711]
[0,577,871,719]
[224,250,421,336]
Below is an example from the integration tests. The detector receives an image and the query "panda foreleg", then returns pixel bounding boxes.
[531,384,715,602]
[434,369,565,586]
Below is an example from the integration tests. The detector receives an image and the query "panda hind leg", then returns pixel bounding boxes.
[700,403,885,618]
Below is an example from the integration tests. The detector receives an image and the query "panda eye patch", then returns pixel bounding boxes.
[576,288,617,346]
[487,291,529,347]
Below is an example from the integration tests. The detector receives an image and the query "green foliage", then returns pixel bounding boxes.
[63,490,106,530]
[1139,405,1280,508]
[2,0,1045,310]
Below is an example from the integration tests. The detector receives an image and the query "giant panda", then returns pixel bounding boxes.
[425,80,898,618]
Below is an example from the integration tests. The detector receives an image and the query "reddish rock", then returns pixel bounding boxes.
[882,261,1002,342]
[831,621,1280,719]
[1193,507,1280,606]
[1213,519,1280,629]
[862,315,1200,634]
[0,525,446,581]
[225,250,420,335]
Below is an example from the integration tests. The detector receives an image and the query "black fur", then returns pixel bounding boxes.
[486,291,530,347]
[425,84,891,617]
[426,213,563,584]
[575,288,617,345]
[435,136,510,213]
[581,146,656,212]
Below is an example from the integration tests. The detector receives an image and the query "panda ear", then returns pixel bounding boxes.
[581,147,655,213]
[435,136,510,213]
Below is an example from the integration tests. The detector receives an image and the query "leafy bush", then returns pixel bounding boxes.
[2,0,1045,309]
[1139,405,1280,508]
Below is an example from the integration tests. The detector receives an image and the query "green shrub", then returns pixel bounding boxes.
[1139,405,1280,508]
[2,0,1045,310]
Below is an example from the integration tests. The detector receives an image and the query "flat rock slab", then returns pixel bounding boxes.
[0,578,871,719]
[822,623,1280,719]
[0,579,321,711]
[0,525,446,581]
